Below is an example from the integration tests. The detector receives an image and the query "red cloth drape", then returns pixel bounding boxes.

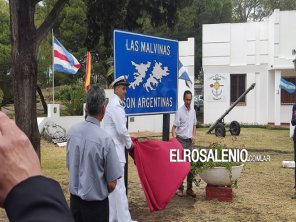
[131,137,190,212]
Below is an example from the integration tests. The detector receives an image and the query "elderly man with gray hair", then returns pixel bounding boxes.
[67,85,122,222]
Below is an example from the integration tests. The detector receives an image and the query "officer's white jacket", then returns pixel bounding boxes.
[104,94,132,163]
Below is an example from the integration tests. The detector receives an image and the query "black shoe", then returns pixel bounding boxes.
[291,192,296,199]
[176,189,184,197]
[186,189,197,198]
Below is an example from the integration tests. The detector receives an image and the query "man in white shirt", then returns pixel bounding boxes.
[104,76,136,222]
[172,90,197,198]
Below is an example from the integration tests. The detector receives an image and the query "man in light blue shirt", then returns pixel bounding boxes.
[67,86,122,222]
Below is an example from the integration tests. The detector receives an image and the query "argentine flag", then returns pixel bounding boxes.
[53,37,81,74]
[279,78,296,94]
[178,60,192,88]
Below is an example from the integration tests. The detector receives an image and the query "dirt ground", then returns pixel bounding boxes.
[1,132,296,221]
[127,152,296,222]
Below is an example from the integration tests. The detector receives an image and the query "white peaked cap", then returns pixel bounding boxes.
[111,75,130,87]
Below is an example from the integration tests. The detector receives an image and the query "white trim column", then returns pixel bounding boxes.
[47,104,60,118]
[274,70,281,125]
[178,38,195,109]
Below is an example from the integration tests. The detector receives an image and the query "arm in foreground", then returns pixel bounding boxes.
[4,176,74,222]
[0,112,73,222]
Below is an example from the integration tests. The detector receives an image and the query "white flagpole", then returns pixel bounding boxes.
[52,29,55,104]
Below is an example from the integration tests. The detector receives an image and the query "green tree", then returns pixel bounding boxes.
[59,0,87,56]
[194,0,232,76]
[88,0,188,86]
[56,83,86,115]
[34,0,89,113]
[0,0,13,104]
[232,0,273,22]
[170,0,232,79]
[0,0,10,74]
[263,0,296,15]
[35,0,87,87]
[232,0,296,22]
[84,0,183,85]
[85,0,232,82]
[39,0,107,89]
[56,0,87,81]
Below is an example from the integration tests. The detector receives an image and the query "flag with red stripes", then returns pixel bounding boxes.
[53,37,81,74]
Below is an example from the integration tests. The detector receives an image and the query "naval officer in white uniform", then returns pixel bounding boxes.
[104,76,136,222]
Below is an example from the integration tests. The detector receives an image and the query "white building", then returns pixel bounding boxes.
[203,9,296,126]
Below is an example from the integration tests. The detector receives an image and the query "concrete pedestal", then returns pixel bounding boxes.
[205,185,233,202]
[47,104,60,117]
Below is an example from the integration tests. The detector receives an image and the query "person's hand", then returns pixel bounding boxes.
[0,112,41,207]
[128,142,135,154]
[192,137,196,145]
[107,180,117,193]
[128,142,135,160]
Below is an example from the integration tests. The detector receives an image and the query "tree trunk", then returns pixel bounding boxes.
[37,85,48,114]
[13,46,41,157]
[10,0,41,157]
[9,0,68,159]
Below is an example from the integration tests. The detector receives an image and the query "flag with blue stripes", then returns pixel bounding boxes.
[178,60,192,88]
[279,78,296,94]
[53,37,81,74]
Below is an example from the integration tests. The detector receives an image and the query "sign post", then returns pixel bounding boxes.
[162,114,170,141]
[114,30,178,192]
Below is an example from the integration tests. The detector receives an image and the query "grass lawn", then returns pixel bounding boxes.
[196,127,292,152]
[0,127,295,221]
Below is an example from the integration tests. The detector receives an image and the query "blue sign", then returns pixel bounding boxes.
[114,30,178,115]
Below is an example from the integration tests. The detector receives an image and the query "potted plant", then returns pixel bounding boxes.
[191,143,244,188]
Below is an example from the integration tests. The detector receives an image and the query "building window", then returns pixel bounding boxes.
[281,77,296,104]
[230,74,246,105]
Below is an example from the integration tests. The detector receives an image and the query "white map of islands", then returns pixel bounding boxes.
[128,60,170,92]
